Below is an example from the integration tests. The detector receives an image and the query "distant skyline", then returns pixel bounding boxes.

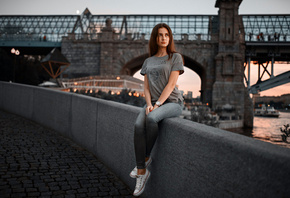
[134,63,290,98]
[1,0,289,97]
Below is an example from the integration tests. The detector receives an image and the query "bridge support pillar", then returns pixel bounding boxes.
[271,57,275,78]
[247,57,251,87]
[213,0,253,128]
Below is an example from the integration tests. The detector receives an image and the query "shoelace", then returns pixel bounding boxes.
[135,175,143,190]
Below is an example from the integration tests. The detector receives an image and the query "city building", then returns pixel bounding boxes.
[252,94,290,109]
[58,75,144,96]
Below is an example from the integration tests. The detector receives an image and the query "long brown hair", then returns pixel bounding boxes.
[149,23,176,60]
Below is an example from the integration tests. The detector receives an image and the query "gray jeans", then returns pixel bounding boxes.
[134,102,182,169]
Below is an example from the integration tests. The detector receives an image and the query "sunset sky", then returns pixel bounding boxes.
[1,0,289,15]
[1,0,289,97]
[134,63,290,98]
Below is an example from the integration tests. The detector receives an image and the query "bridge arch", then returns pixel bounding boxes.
[183,55,206,101]
[120,53,148,76]
[122,53,206,102]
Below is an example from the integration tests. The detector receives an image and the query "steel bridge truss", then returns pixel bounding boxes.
[0,9,218,42]
[0,15,78,42]
[248,70,290,94]
[1,9,289,42]
[245,58,290,94]
[243,15,290,42]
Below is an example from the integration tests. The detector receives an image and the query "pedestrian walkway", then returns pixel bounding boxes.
[0,110,133,198]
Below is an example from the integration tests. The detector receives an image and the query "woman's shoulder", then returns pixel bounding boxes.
[142,56,151,66]
[144,56,155,63]
[172,52,183,62]
[172,52,182,58]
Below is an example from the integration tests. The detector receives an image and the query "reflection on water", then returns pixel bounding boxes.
[227,112,290,149]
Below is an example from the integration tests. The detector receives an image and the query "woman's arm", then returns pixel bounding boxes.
[152,70,180,110]
[144,74,153,115]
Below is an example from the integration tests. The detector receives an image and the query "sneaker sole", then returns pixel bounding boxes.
[133,171,151,197]
[130,157,152,179]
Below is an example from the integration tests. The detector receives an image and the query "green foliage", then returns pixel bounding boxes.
[280,124,290,143]
[190,106,219,127]
[70,88,146,107]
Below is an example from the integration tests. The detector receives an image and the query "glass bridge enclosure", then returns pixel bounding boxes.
[0,11,289,43]
[0,12,218,42]
[242,15,290,42]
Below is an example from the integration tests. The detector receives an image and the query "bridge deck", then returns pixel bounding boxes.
[1,13,289,46]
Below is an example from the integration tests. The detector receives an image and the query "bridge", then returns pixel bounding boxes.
[1,0,290,128]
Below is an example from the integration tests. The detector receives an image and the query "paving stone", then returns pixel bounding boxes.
[99,186,110,192]
[12,188,25,193]
[65,194,76,198]
[26,187,38,192]
[66,189,77,194]
[27,192,41,197]
[61,185,71,191]
[0,110,133,197]
[76,194,87,198]
[98,191,109,196]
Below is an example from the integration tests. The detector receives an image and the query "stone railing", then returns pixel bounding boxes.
[0,81,289,198]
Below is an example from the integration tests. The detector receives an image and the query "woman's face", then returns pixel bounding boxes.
[156,27,170,48]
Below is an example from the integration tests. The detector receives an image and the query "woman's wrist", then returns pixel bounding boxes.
[153,104,159,109]
[155,101,162,107]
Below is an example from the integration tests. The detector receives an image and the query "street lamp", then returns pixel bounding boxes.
[11,48,20,56]
[11,48,20,82]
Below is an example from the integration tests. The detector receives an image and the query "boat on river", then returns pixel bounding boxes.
[254,104,280,117]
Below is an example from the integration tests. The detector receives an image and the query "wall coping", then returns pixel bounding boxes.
[1,81,289,198]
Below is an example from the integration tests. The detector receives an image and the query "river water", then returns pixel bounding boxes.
[227,112,290,149]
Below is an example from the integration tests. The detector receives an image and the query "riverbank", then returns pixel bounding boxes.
[279,109,290,113]
[227,112,290,149]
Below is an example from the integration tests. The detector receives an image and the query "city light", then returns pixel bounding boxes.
[11,48,20,55]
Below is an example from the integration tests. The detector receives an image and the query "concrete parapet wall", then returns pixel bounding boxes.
[1,81,290,198]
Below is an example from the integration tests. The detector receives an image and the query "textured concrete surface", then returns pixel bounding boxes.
[0,82,34,119]
[1,81,290,198]
[0,110,133,198]
[32,87,72,137]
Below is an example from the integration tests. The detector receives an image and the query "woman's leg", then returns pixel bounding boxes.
[134,107,147,169]
[145,102,182,157]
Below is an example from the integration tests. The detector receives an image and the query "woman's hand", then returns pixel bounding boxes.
[152,105,159,111]
[146,105,153,115]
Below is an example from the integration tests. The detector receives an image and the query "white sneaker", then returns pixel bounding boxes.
[133,169,151,197]
[130,157,152,178]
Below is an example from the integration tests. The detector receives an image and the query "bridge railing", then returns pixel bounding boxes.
[1,14,290,43]
[61,79,144,95]
[243,15,290,42]
[0,14,218,42]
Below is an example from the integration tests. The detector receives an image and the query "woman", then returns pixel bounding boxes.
[130,23,184,196]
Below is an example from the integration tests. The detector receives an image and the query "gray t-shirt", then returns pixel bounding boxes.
[140,53,184,103]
